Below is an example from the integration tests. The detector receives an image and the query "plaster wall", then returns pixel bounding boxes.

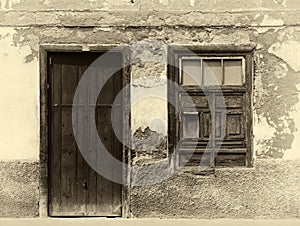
[0,0,299,218]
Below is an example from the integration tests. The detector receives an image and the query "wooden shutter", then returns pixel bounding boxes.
[168,48,253,168]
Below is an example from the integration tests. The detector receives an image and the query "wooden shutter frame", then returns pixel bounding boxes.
[167,44,255,170]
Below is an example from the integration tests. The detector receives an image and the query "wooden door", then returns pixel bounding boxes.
[48,52,123,217]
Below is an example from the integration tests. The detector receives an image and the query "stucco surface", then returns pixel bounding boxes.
[0,0,300,219]
[131,159,300,218]
[0,161,39,217]
[1,24,298,159]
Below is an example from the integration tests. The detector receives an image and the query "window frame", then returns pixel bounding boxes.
[179,56,246,87]
[167,45,255,169]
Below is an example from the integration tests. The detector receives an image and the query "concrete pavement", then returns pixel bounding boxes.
[0,218,300,226]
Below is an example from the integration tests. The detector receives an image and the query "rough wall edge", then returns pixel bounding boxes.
[130,159,300,219]
[1,9,300,12]
[0,160,39,218]
[169,43,257,52]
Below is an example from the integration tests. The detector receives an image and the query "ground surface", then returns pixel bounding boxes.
[1,218,300,226]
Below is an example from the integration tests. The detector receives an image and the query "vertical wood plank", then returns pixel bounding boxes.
[210,93,216,168]
[60,64,78,214]
[75,66,87,215]
[49,62,62,215]
[96,107,114,214]
[245,53,254,167]
[96,66,115,215]
[112,69,123,216]
[86,66,98,215]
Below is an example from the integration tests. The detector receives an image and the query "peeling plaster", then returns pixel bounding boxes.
[132,74,167,88]
[254,117,277,158]
[12,28,39,63]
[132,127,167,164]
[284,83,300,160]
[131,83,167,136]
[254,14,284,34]
[159,0,168,5]
[0,28,39,160]
[268,40,300,72]
[251,26,300,159]
[274,0,287,7]
[0,0,23,10]
[254,54,299,158]
[261,14,284,27]
[3,25,300,160]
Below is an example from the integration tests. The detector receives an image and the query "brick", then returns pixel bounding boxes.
[35,12,60,25]
[0,11,36,26]
[3,0,140,11]
[261,0,300,10]
[1,10,300,27]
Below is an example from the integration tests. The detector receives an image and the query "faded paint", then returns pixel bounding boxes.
[0,0,300,218]
[251,27,300,158]
[0,0,23,10]
[254,14,284,33]
[8,24,300,160]
[268,40,300,72]
[274,0,287,7]
[0,28,39,160]
[284,83,300,159]
[253,117,277,158]
[131,83,168,136]
[260,14,284,27]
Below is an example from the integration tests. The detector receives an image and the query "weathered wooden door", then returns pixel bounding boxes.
[48,52,123,217]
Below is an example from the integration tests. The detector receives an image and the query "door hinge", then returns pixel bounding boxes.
[49,57,52,65]
[46,83,50,90]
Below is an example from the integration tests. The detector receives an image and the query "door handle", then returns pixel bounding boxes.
[82,180,88,190]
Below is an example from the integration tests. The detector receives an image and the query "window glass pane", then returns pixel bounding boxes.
[182,59,202,85]
[224,60,243,85]
[182,113,200,138]
[203,60,222,85]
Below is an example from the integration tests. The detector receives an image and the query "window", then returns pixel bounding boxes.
[168,46,254,168]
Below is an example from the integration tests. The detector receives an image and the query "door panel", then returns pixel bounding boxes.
[48,52,123,217]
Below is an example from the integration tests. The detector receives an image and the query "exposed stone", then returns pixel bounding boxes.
[132,127,168,163]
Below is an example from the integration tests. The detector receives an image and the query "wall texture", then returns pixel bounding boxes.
[0,161,39,217]
[0,0,299,218]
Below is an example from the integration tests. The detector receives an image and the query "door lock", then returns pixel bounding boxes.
[82,180,88,190]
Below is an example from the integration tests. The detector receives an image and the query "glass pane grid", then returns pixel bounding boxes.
[180,57,244,86]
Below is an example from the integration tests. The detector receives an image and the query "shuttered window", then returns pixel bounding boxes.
[168,47,254,168]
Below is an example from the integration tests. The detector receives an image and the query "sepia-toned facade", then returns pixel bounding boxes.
[0,0,300,219]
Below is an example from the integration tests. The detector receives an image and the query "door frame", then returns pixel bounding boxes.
[39,44,131,218]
